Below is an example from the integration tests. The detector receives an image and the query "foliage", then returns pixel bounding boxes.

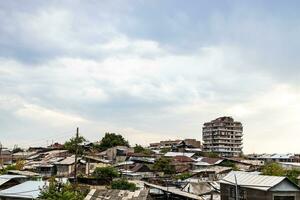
[200,152,219,158]
[39,178,87,200]
[220,160,239,170]
[92,166,119,182]
[160,147,171,154]
[286,169,300,184]
[15,160,25,170]
[0,160,24,175]
[175,172,192,180]
[64,136,86,154]
[97,133,129,151]
[0,164,17,175]
[134,144,152,155]
[262,162,300,184]
[12,147,24,154]
[262,162,285,176]
[111,178,137,191]
[153,157,175,175]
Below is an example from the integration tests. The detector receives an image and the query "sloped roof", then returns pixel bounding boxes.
[0,181,46,199]
[8,170,40,177]
[220,171,293,191]
[0,175,27,187]
[56,155,75,165]
[164,152,194,158]
[200,157,223,165]
[192,166,232,174]
[173,155,195,163]
[85,188,149,200]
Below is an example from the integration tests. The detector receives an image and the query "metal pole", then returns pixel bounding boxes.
[74,127,79,185]
[234,172,238,200]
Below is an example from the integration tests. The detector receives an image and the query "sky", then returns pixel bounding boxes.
[0,0,300,153]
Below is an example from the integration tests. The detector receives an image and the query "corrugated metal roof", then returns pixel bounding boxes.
[0,175,27,186]
[220,171,285,191]
[84,189,149,200]
[56,155,76,165]
[0,181,46,199]
[164,152,194,158]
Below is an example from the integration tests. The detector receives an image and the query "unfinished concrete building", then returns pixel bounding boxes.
[202,116,243,157]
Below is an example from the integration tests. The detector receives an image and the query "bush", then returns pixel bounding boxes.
[152,157,175,175]
[111,179,137,191]
[175,172,192,180]
[262,162,285,176]
[92,166,119,182]
[39,178,87,200]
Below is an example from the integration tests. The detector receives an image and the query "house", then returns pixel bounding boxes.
[55,155,76,177]
[182,181,220,199]
[0,150,12,165]
[220,171,300,200]
[12,151,37,161]
[100,146,134,163]
[172,155,195,173]
[34,164,56,177]
[145,182,203,200]
[191,166,232,181]
[0,180,46,200]
[83,155,111,175]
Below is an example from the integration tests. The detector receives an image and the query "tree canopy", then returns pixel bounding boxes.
[262,162,285,176]
[152,157,175,175]
[262,162,300,184]
[39,179,87,200]
[92,166,119,182]
[111,179,137,191]
[97,133,129,151]
[133,144,152,155]
[64,135,86,154]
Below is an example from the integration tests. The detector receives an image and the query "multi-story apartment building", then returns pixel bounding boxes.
[202,116,243,157]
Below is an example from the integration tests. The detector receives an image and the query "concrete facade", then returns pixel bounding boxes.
[203,116,243,157]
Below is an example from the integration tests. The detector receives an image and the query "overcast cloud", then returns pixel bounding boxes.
[0,0,300,153]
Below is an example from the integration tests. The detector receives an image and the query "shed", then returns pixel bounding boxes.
[220,171,300,200]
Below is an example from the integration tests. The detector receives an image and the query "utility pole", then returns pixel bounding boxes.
[0,142,2,168]
[74,127,79,185]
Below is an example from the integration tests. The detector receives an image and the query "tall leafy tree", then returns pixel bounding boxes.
[97,133,129,151]
[64,136,86,154]
[262,162,285,176]
[153,157,175,175]
[92,166,119,182]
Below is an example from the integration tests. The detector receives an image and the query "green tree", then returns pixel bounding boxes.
[92,166,119,182]
[12,147,23,154]
[262,162,285,176]
[39,178,87,200]
[111,179,137,191]
[160,147,171,154]
[64,136,86,154]
[175,172,192,180]
[286,169,300,184]
[220,160,239,170]
[134,144,152,155]
[153,157,175,175]
[97,133,129,151]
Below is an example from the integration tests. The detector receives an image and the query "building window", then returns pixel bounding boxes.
[229,187,247,200]
[274,196,295,200]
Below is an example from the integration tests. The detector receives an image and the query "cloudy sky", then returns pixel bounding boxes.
[0,0,300,153]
